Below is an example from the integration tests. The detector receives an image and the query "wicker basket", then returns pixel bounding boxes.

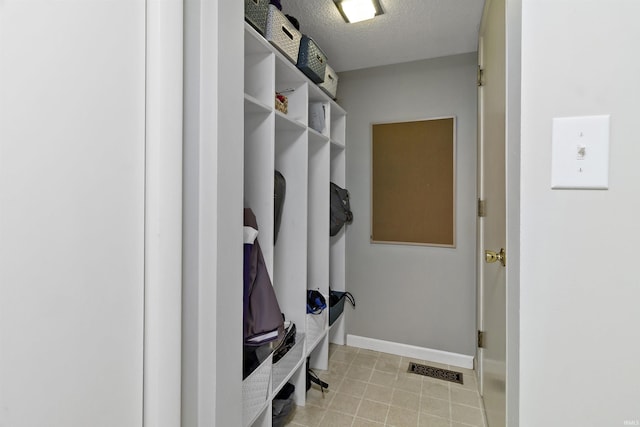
[242,355,273,426]
[265,5,302,64]
[318,64,339,99]
[306,309,327,353]
[272,333,305,393]
[275,94,288,114]
[297,36,327,84]
[244,0,269,35]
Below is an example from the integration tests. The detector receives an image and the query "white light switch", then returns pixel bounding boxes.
[551,115,610,189]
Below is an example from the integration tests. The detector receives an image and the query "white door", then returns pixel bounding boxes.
[0,2,146,426]
[477,0,507,426]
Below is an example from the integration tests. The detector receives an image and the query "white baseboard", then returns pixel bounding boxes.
[346,335,474,369]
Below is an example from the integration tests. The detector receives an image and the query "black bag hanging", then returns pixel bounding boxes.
[272,321,296,363]
[329,290,355,308]
[274,170,286,244]
[329,290,355,326]
[330,182,353,236]
[305,357,329,393]
[306,290,326,314]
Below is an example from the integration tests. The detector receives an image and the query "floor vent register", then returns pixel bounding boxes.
[407,362,464,385]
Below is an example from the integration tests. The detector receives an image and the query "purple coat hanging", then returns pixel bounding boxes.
[243,208,284,345]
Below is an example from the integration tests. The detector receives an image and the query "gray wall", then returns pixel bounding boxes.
[339,53,478,356]
[519,1,640,425]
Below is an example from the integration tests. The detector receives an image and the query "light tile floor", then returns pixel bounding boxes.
[287,344,486,427]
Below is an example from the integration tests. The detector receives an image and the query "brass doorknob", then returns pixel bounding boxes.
[485,248,506,267]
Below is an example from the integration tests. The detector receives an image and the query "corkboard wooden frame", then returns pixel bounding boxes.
[371,116,456,247]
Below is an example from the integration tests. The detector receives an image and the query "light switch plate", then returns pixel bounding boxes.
[551,115,610,189]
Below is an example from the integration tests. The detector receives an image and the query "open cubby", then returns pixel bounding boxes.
[273,127,308,334]
[243,22,347,426]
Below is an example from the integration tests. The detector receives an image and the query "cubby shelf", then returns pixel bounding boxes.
[274,110,307,132]
[242,20,347,427]
[245,93,272,114]
[309,128,330,144]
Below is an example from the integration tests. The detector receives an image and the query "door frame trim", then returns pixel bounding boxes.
[476,32,486,396]
[504,0,522,425]
[143,1,184,425]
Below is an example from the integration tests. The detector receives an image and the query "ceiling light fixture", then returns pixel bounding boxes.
[335,0,383,24]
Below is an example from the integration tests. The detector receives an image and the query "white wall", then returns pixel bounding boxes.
[339,53,478,356]
[182,0,244,426]
[0,1,146,426]
[519,1,640,425]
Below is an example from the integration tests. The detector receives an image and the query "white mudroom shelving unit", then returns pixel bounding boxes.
[242,22,348,427]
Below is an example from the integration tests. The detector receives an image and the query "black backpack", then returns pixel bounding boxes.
[274,171,286,244]
[330,182,353,236]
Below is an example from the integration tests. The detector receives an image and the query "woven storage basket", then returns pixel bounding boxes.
[297,36,327,84]
[275,94,288,114]
[272,333,305,393]
[244,0,269,35]
[265,5,302,64]
[306,309,327,351]
[242,355,273,426]
[318,64,339,99]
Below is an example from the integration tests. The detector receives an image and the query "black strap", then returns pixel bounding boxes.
[330,290,356,308]
[342,291,356,308]
[307,368,329,395]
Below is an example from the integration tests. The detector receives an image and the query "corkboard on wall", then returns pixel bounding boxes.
[371,117,455,247]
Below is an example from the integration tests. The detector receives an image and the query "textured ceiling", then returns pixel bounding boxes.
[281,0,485,72]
